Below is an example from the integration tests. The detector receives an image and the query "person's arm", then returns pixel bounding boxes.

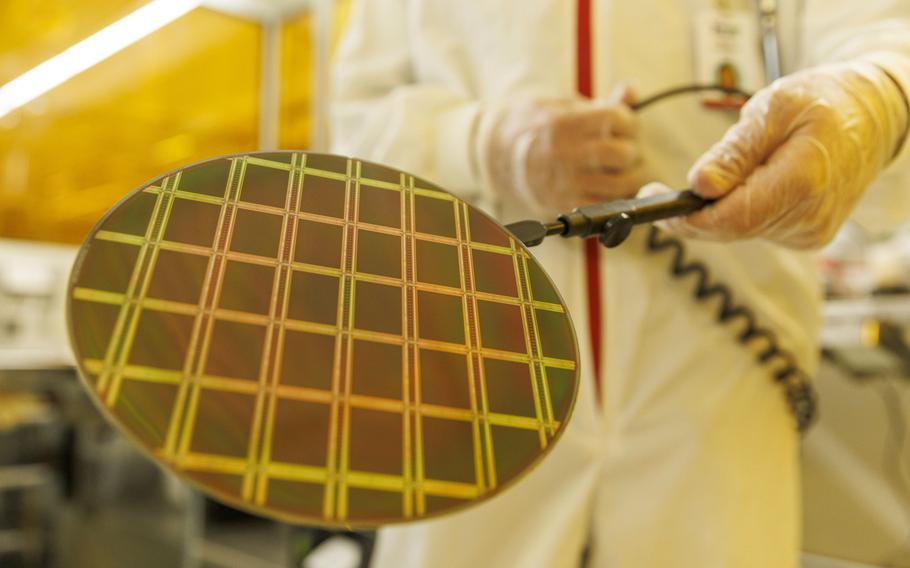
[330,0,491,206]
[650,3,910,248]
[330,0,642,215]
[802,0,910,109]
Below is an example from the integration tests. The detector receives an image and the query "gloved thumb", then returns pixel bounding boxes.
[686,92,787,198]
[606,83,636,107]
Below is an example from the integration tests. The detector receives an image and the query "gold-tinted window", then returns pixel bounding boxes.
[0,5,318,243]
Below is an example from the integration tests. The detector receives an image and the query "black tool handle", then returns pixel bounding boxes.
[558,189,711,239]
[626,190,711,223]
[505,190,712,248]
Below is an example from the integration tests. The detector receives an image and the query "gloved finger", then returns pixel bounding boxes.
[606,83,636,107]
[634,182,703,237]
[686,90,786,199]
[679,133,827,241]
[635,181,673,199]
[560,102,639,138]
[578,168,643,203]
[577,137,640,170]
[599,102,639,138]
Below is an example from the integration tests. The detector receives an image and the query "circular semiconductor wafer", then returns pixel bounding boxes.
[67,151,579,527]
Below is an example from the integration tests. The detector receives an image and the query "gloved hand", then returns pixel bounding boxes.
[485,86,643,214]
[643,61,909,249]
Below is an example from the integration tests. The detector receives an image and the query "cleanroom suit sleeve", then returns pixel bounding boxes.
[655,1,910,246]
[802,0,910,161]
[330,0,493,208]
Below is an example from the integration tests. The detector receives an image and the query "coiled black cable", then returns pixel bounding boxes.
[635,84,819,432]
[644,228,817,431]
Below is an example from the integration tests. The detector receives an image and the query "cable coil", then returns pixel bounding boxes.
[645,226,818,432]
[629,83,819,432]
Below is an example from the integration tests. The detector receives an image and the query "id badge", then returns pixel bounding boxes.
[693,7,765,109]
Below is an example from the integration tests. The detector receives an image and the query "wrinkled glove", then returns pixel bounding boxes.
[485,86,643,214]
[644,61,909,249]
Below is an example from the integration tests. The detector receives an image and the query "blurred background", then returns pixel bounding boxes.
[0,1,908,567]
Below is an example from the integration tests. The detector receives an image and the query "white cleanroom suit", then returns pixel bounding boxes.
[330,0,910,565]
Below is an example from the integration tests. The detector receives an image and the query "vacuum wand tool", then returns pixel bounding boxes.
[506,189,712,248]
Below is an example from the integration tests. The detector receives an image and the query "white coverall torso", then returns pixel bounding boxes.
[329,1,910,566]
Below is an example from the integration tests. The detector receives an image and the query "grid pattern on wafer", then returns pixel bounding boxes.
[67,151,579,527]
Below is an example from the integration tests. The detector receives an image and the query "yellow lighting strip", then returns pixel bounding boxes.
[0,0,200,118]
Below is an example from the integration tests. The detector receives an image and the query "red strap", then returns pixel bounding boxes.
[576,0,603,401]
[576,0,593,97]
[584,240,602,400]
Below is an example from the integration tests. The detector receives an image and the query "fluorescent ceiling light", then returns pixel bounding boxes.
[0,0,200,119]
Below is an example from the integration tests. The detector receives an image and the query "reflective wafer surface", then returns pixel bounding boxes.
[67,152,579,527]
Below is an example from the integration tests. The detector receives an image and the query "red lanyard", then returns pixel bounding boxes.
[576,0,603,401]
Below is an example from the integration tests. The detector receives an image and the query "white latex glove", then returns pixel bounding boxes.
[644,61,909,249]
[486,86,642,214]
